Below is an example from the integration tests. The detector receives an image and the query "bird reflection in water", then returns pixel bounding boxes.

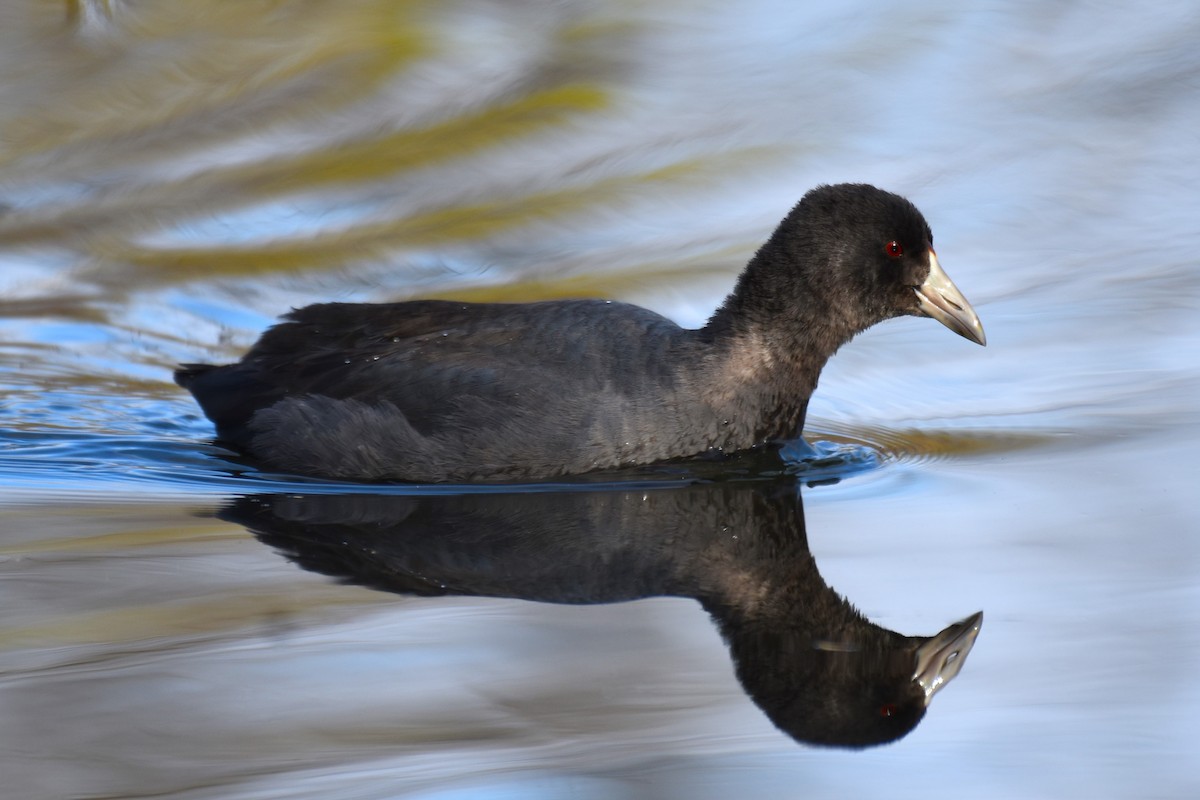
[224,478,981,749]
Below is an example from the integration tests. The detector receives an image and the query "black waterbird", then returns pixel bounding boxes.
[178,184,985,481]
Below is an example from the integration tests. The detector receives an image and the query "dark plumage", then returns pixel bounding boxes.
[223,479,983,748]
[176,183,985,481]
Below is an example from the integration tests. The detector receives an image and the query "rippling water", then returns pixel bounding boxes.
[2,1,1198,798]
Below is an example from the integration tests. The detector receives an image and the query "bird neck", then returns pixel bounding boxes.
[694,251,861,443]
[702,244,864,374]
[700,543,873,642]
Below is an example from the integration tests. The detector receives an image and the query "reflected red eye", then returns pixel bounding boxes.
[884,241,904,258]
[879,703,898,718]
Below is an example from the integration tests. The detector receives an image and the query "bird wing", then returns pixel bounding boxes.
[211,299,687,437]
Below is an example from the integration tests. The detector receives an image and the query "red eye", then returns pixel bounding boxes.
[884,241,904,258]
[879,703,898,718]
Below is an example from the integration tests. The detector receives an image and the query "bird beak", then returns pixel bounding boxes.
[913,610,983,706]
[914,251,987,346]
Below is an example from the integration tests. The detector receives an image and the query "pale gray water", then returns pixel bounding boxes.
[1,1,1198,798]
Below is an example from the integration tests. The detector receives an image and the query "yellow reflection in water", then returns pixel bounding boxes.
[1,1,777,294]
[113,149,773,279]
[17,2,430,158]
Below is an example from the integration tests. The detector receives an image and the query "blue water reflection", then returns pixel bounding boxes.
[1,0,1198,798]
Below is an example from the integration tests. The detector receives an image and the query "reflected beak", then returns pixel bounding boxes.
[914,251,987,346]
[913,610,983,706]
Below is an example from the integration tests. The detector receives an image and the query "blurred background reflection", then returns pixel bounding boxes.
[1,1,1197,798]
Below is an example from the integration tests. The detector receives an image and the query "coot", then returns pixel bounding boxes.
[176,183,985,481]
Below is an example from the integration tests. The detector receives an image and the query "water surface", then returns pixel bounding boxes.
[2,1,1198,798]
